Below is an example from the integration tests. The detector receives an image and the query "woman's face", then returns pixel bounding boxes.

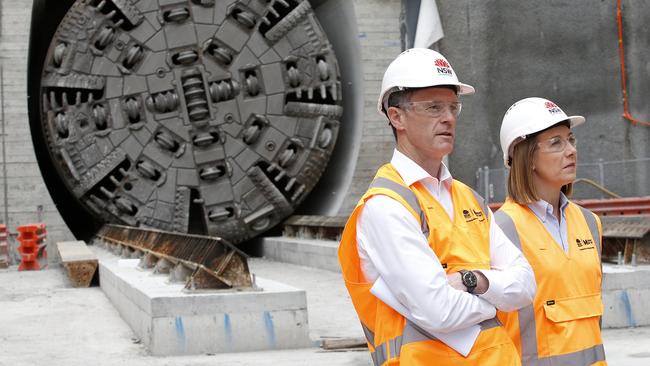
[532,124,577,190]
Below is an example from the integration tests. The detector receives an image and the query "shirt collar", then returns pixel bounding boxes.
[390,149,453,187]
[528,192,570,223]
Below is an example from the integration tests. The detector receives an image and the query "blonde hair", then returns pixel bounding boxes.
[507,134,573,204]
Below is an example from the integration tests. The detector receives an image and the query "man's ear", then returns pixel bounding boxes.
[387,106,405,131]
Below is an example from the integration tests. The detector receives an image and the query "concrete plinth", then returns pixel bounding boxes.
[602,264,650,328]
[95,248,312,356]
[262,237,340,272]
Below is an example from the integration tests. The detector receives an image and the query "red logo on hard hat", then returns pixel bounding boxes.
[434,59,451,68]
[434,59,452,76]
[544,101,563,115]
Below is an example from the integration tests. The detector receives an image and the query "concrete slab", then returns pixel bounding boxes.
[248,258,362,341]
[96,248,312,356]
[262,237,340,272]
[1,261,650,365]
[602,264,650,328]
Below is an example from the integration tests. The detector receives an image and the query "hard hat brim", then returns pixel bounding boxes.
[567,115,586,128]
[456,82,475,96]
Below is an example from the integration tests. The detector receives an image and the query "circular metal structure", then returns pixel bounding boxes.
[38,0,342,244]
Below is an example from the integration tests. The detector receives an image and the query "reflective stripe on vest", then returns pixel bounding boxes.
[368,317,503,366]
[369,177,429,237]
[494,208,604,365]
[523,344,605,366]
[369,177,489,239]
[494,210,523,250]
[369,177,421,216]
[361,322,375,346]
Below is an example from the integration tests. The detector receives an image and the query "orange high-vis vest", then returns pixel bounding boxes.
[338,164,520,365]
[495,199,606,366]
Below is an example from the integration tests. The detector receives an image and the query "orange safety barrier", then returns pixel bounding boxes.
[16,223,48,271]
[489,196,650,217]
[0,224,8,268]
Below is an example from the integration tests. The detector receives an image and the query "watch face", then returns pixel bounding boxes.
[462,271,478,287]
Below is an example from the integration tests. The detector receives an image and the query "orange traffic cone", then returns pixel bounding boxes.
[16,224,47,271]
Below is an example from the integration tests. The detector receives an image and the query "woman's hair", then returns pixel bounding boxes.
[507,121,573,204]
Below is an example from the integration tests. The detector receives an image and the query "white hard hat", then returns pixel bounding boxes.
[500,97,586,167]
[377,48,475,114]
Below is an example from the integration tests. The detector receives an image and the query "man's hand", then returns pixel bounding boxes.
[446,271,490,295]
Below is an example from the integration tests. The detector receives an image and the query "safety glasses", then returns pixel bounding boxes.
[398,101,462,118]
[536,135,577,153]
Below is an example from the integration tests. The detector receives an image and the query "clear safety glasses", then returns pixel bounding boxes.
[398,101,462,118]
[536,135,577,153]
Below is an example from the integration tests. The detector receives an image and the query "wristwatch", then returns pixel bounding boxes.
[459,270,478,294]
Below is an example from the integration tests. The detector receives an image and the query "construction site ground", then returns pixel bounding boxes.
[1,257,649,366]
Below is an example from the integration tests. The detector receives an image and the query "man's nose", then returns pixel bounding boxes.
[438,105,456,122]
[565,140,577,155]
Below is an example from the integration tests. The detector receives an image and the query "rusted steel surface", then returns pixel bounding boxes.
[282,215,347,240]
[57,241,98,287]
[63,261,98,287]
[95,224,252,290]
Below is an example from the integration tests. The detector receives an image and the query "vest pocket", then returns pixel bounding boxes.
[543,293,603,323]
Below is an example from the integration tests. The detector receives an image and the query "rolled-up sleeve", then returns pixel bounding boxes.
[476,210,536,312]
[358,195,497,334]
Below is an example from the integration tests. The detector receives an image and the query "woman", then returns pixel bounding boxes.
[495,97,606,365]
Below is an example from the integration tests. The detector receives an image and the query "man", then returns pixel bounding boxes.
[338,48,536,365]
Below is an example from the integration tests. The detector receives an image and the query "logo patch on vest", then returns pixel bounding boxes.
[575,238,595,250]
[462,208,485,223]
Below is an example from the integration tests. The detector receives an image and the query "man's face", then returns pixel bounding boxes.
[389,87,459,161]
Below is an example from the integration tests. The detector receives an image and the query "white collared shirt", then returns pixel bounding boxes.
[528,193,570,253]
[357,149,536,334]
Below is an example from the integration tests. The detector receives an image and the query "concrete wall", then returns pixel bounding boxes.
[0,0,75,262]
[337,0,402,215]
[335,0,650,215]
[436,0,650,198]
